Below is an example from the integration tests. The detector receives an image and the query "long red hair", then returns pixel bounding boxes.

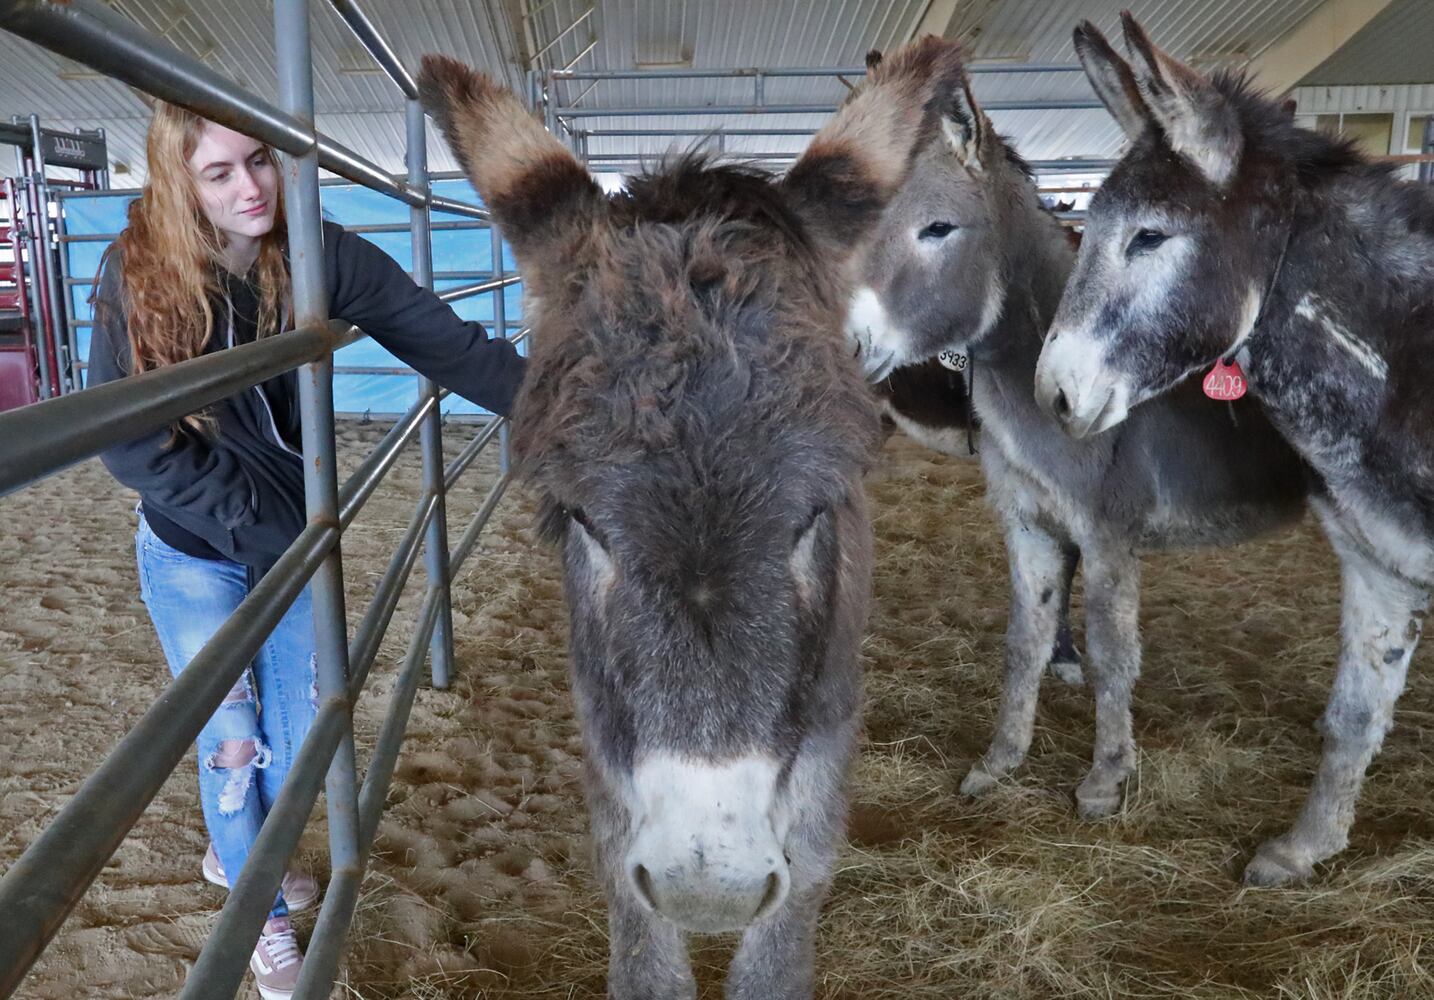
[97,103,290,432]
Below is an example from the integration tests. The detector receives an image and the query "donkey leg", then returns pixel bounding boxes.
[725,875,825,1000]
[1074,546,1141,820]
[1244,551,1429,887]
[961,517,1069,796]
[1047,542,1084,687]
[589,777,695,1000]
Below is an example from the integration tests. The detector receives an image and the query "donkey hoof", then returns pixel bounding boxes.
[1243,843,1314,887]
[959,764,1001,798]
[1047,657,1084,687]
[1074,780,1123,820]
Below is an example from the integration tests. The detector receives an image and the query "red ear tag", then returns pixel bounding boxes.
[1202,358,1247,401]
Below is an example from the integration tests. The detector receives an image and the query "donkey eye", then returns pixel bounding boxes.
[794,505,827,545]
[918,221,958,240]
[568,506,609,549]
[1126,229,1169,257]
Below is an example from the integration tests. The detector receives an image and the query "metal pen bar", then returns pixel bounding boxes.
[581,127,824,137]
[317,135,426,206]
[555,99,1105,118]
[563,34,598,72]
[443,415,504,491]
[548,62,1084,80]
[276,5,361,999]
[324,0,417,98]
[449,470,512,576]
[0,319,352,498]
[407,96,457,693]
[0,522,336,997]
[310,590,441,976]
[429,194,491,220]
[357,592,440,846]
[0,0,314,155]
[437,273,522,303]
[341,220,486,235]
[51,192,81,389]
[530,5,593,66]
[490,224,507,496]
[347,492,438,697]
[32,116,71,393]
[179,696,349,1000]
[337,392,435,529]
[16,172,54,399]
[334,364,425,375]
[1,3,436,213]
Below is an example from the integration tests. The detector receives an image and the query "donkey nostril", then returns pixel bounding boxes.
[1054,388,1071,419]
[753,871,785,920]
[631,864,658,911]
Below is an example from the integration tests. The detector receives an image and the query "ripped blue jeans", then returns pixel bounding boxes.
[136,514,317,919]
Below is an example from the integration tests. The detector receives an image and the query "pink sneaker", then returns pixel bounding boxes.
[250,916,304,999]
[202,843,321,913]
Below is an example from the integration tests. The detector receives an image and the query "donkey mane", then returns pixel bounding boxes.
[615,153,817,256]
[1207,70,1371,185]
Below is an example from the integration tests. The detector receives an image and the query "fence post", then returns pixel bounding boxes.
[30,115,70,393]
[489,220,513,473]
[273,0,363,993]
[408,96,457,689]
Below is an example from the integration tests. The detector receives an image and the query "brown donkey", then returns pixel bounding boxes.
[419,38,965,999]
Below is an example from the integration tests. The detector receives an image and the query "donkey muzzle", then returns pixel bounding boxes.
[622,753,792,933]
[1034,327,1131,438]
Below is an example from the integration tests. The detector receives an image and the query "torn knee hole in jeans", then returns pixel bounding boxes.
[205,737,272,815]
[222,671,256,708]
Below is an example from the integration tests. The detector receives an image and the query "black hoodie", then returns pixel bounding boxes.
[88,220,525,569]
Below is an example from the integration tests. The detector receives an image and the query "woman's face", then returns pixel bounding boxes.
[187,122,278,252]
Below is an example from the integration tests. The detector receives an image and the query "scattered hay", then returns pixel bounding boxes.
[3,427,1432,998]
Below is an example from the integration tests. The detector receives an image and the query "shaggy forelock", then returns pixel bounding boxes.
[512,154,880,507]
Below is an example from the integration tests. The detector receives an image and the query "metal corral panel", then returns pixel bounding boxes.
[0,0,523,185]
[1301,0,1434,86]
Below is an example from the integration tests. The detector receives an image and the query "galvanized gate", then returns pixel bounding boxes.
[0,1,521,996]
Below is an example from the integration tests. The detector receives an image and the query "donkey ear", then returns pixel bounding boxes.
[782,35,966,260]
[1073,19,1151,140]
[941,80,993,171]
[1119,11,1243,186]
[418,55,604,277]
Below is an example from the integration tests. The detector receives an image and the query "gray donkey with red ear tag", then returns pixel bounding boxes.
[1037,12,1434,886]
[845,46,1311,844]
[419,37,966,999]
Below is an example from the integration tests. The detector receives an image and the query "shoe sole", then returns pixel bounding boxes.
[256,983,296,1000]
[204,863,320,914]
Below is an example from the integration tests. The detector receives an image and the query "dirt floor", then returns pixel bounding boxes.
[3,421,1433,1000]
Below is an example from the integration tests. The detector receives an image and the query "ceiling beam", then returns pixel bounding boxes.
[1249,0,1397,95]
[910,0,962,40]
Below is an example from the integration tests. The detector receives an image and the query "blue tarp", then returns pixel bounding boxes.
[62,177,523,417]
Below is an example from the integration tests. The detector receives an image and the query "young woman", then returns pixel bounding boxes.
[87,103,525,1000]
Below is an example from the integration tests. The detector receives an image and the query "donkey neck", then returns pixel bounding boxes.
[975,205,1073,372]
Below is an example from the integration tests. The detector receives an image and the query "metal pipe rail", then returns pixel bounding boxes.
[0,0,525,997]
[0,0,489,220]
[0,318,358,497]
[548,62,1084,80]
[438,273,523,304]
[555,99,1105,118]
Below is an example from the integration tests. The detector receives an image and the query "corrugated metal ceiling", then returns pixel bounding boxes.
[0,0,1415,188]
